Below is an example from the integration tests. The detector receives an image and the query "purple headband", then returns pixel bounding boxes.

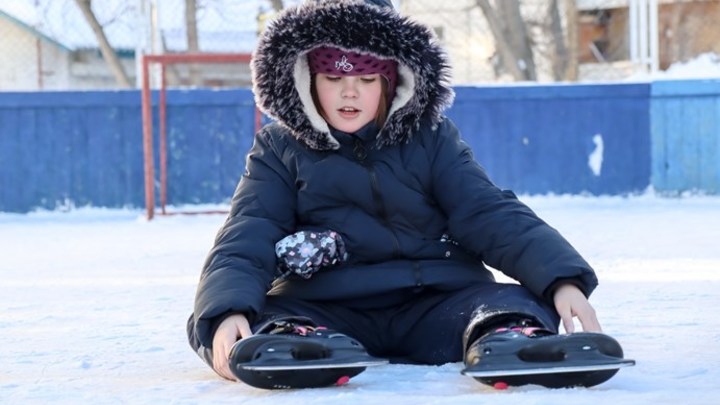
[307,46,398,102]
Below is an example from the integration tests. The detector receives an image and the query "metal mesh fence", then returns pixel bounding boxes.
[1,0,718,91]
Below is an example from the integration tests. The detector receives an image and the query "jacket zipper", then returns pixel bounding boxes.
[353,139,401,258]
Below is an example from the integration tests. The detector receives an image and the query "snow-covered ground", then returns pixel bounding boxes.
[1,194,718,404]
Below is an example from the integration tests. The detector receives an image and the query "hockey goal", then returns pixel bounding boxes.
[140,52,257,220]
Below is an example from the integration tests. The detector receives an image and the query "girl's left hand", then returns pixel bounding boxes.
[553,283,602,334]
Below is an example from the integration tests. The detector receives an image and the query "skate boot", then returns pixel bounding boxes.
[229,317,387,389]
[462,323,635,389]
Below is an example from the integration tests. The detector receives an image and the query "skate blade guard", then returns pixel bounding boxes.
[462,332,635,389]
[229,333,387,389]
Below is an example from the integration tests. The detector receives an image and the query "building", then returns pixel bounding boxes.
[0,0,258,91]
[3,0,718,89]
[399,0,720,83]
[1,10,69,90]
[577,0,720,69]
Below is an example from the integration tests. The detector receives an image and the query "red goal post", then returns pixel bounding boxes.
[141,53,258,220]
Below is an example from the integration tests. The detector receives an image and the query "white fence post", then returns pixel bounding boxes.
[629,0,659,75]
[649,0,659,74]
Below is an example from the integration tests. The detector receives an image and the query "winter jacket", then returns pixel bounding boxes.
[189,0,598,348]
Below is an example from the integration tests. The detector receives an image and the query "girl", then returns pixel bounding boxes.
[187,0,630,390]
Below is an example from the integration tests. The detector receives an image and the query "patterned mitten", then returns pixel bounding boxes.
[275,230,348,280]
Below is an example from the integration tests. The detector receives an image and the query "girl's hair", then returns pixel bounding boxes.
[311,75,390,129]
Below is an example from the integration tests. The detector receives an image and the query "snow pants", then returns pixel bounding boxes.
[187,282,560,368]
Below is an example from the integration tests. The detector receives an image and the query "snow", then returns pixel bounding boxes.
[627,52,720,81]
[2,194,719,404]
[587,134,604,177]
[657,52,720,80]
[1,5,718,401]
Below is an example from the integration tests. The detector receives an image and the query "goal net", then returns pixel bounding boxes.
[140,53,259,220]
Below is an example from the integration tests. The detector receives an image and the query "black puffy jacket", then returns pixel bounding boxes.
[190,0,598,347]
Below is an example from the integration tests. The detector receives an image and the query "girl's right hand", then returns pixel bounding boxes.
[212,313,253,381]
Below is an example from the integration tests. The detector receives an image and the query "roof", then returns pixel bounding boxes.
[577,0,698,11]
[0,9,71,51]
[0,0,260,53]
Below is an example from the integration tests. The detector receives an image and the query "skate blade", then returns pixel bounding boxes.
[241,359,388,371]
[463,359,635,377]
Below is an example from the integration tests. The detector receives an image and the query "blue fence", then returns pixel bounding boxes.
[651,80,720,194]
[0,80,718,213]
[0,89,256,212]
[449,84,650,195]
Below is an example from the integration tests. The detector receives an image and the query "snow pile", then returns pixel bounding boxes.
[656,52,720,80]
[625,52,720,81]
[1,195,719,404]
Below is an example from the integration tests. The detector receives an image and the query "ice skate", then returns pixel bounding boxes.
[462,325,635,389]
[229,318,387,389]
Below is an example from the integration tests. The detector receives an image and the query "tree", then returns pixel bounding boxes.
[547,0,578,81]
[74,0,131,88]
[475,0,579,82]
[475,0,537,81]
[562,0,579,81]
[185,0,201,86]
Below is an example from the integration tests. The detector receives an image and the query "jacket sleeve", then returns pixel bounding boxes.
[428,118,598,301]
[191,128,297,347]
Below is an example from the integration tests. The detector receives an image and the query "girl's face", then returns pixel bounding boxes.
[315,73,383,133]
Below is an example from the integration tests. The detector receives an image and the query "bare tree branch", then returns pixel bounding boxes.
[496,0,536,80]
[475,0,536,81]
[548,0,568,80]
[563,0,579,81]
[73,0,131,88]
[544,0,578,81]
[185,0,202,86]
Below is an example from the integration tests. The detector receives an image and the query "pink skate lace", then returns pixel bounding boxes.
[494,326,550,337]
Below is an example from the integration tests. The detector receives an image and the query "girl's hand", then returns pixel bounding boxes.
[212,314,253,381]
[553,284,602,334]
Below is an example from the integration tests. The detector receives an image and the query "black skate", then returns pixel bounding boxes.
[462,326,635,389]
[229,318,387,389]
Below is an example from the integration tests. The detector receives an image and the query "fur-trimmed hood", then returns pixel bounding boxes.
[251,0,454,150]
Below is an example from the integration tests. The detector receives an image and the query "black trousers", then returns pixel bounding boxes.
[187,282,560,368]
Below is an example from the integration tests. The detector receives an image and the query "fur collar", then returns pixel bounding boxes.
[251,0,454,150]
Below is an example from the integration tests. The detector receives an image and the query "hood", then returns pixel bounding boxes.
[251,0,454,150]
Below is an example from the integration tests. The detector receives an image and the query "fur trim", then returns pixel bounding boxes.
[252,0,454,150]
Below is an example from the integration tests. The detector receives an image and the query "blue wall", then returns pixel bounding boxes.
[651,80,720,194]
[0,89,256,212]
[0,91,144,212]
[0,81,718,213]
[449,84,650,195]
[153,90,256,204]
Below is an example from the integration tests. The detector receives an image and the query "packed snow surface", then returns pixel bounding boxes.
[1,194,719,404]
